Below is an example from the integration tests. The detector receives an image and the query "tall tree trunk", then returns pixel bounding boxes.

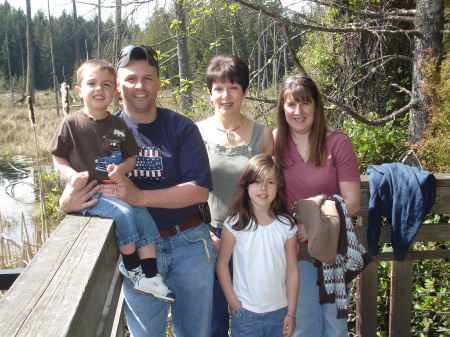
[409,0,444,144]
[21,42,26,93]
[174,0,192,114]
[113,0,122,108]
[72,0,81,68]
[5,29,14,103]
[97,0,102,59]
[257,12,263,93]
[48,0,60,116]
[114,0,122,64]
[272,23,277,86]
[25,0,35,102]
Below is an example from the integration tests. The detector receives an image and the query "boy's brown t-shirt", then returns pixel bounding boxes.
[48,110,140,182]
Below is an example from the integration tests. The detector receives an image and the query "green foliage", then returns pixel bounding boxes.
[411,252,450,335]
[33,169,66,230]
[415,53,450,173]
[341,112,409,173]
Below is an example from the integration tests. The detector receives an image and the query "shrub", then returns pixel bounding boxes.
[341,112,409,173]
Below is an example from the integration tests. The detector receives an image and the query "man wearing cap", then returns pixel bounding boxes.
[59,45,215,336]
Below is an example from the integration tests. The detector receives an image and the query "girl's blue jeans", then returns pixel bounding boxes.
[231,306,288,337]
[82,192,160,249]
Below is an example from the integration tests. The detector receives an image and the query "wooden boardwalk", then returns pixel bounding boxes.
[0,173,449,336]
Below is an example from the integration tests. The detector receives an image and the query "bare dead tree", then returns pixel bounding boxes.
[97,0,103,59]
[5,25,14,103]
[114,0,122,65]
[73,0,81,68]
[25,0,35,103]
[174,0,193,114]
[48,0,60,116]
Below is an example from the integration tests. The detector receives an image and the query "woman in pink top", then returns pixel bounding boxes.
[273,76,361,337]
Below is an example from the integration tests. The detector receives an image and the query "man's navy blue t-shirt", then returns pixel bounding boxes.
[116,107,213,231]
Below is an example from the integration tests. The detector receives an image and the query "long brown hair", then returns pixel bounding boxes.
[274,76,327,167]
[226,154,297,231]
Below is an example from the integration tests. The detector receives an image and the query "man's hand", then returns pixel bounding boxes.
[99,177,141,206]
[59,180,99,213]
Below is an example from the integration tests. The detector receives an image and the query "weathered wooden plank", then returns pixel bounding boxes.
[110,290,126,337]
[0,215,119,337]
[389,260,413,337]
[366,249,450,262]
[355,262,378,337]
[355,222,450,245]
[355,214,378,337]
[0,215,93,335]
[96,261,124,337]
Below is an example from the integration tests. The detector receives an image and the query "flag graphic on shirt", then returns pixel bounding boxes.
[129,148,164,178]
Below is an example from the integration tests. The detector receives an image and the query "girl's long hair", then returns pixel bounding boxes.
[226,154,297,231]
[274,76,327,168]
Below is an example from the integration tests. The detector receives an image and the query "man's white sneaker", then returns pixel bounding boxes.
[134,274,176,303]
[119,262,142,284]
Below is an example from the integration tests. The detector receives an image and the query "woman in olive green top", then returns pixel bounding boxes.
[196,54,273,337]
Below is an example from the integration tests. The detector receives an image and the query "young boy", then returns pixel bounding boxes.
[48,59,175,303]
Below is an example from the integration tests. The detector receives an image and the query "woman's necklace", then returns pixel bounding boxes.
[292,134,309,153]
[299,144,309,153]
[213,118,243,142]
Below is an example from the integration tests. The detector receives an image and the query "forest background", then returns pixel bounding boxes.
[0,0,449,174]
[0,0,450,335]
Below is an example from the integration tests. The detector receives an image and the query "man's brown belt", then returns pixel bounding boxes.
[159,211,202,239]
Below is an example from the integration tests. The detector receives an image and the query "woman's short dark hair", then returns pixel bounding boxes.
[205,54,249,93]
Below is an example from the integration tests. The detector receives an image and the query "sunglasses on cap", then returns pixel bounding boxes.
[284,76,315,86]
[117,45,159,69]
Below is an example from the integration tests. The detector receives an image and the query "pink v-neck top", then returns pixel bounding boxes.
[282,129,360,210]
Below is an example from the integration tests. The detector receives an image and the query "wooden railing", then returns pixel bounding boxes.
[354,173,450,337]
[0,215,125,337]
[0,173,449,336]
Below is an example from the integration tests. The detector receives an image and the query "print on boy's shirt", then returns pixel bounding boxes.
[95,128,126,173]
[130,148,164,178]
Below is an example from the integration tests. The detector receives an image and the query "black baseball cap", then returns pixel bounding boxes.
[117,45,159,74]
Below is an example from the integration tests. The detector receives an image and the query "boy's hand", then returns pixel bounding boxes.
[70,171,89,189]
[107,164,126,183]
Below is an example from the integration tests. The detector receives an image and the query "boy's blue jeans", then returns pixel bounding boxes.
[82,192,160,249]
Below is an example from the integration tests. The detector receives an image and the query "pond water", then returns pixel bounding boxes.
[0,156,37,242]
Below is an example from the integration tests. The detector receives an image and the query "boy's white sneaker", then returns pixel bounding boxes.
[134,274,176,303]
[119,262,142,284]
